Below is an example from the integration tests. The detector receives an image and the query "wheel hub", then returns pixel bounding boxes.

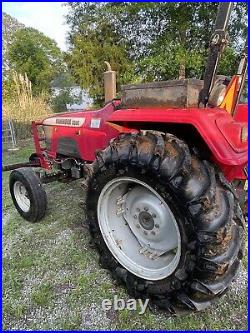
[138,211,154,230]
[97,177,181,281]
[13,180,30,212]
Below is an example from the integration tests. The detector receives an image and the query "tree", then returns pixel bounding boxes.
[65,2,247,103]
[2,12,25,77]
[50,89,78,113]
[65,3,136,103]
[50,72,81,112]
[9,27,65,95]
[65,35,135,104]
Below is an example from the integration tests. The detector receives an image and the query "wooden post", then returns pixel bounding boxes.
[179,63,186,80]
[104,61,116,102]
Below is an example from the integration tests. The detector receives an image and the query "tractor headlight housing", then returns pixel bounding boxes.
[208,82,227,107]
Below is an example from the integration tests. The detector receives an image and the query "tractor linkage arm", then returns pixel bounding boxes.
[199,2,233,107]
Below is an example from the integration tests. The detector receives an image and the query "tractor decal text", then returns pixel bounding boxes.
[43,117,85,127]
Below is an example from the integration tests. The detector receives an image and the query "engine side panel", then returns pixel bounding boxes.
[41,101,133,161]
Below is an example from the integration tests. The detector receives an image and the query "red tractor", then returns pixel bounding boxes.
[4,3,248,313]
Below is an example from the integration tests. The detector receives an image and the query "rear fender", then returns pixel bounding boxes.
[234,104,248,122]
[108,107,248,181]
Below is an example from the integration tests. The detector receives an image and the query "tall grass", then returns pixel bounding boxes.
[2,72,52,139]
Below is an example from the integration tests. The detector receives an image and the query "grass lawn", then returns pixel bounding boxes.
[2,140,248,330]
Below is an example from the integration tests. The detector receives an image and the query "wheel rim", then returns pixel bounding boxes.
[97,177,181,280]
[13,181,30,212]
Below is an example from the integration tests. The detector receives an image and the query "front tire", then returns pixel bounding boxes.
[87,132,244,313]
[9,167,47,222]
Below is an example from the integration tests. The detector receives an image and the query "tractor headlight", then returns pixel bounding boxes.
[208,82,227,107]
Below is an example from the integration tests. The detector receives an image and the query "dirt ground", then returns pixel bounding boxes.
[2,142,248,330]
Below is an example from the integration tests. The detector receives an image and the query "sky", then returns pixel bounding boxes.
[2,2,69,51]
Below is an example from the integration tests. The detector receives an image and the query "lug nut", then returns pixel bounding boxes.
[144,231,148,235]
[134,215,137,219]
[152,213,156,218]
[136,208,140,212]
[136,224,140,228]
[155,224,159,228]
[144,207,149,212]
[151,231,156,236]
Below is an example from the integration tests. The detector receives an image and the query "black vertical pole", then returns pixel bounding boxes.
[199,2,234,107]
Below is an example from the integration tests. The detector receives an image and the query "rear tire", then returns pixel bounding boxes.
[87,132,245,313]
[9,167,47,222]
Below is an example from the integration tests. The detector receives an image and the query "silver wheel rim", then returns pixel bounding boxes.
[97,177,181,280]
[13,181,30,212]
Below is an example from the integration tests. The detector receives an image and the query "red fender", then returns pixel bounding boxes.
[234,104,248,123]
[108,106,248,181]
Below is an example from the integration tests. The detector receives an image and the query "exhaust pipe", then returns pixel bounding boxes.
[104,61,116,103]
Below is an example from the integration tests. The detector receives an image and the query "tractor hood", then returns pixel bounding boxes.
[41,100,121,129]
